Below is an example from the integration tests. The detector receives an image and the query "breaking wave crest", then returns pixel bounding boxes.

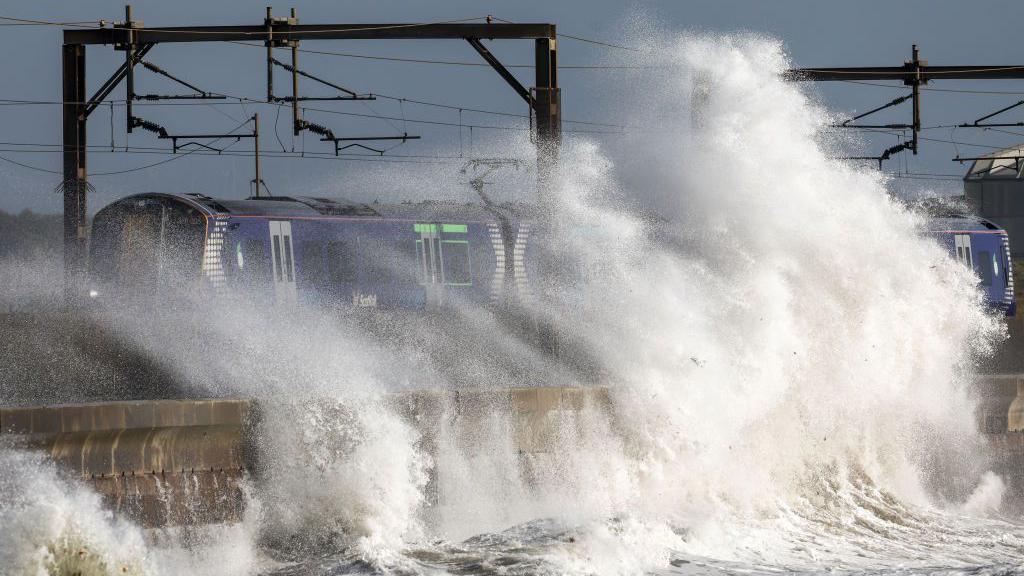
[0,448,152,575]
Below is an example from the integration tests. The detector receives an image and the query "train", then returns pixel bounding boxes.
[88,192,536,310]
[87,193,1017,316]
[926,214,1016,316]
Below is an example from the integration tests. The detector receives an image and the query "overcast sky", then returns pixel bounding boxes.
[0,0,1022,214]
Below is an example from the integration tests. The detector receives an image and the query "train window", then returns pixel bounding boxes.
[415,240,426,284]
[282,236,294,283]
[978,251,993,286]
[470,240,493,286]
[299,243,325,287]
[240,239,269,284]
[361,237,384,284]
[416,239,442,285]
[361,236,415,285]
[327,240,356,283]
[442,240,472,285]
[272,236,284,282]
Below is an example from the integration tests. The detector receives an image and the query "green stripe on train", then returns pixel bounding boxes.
[414,223,468,234]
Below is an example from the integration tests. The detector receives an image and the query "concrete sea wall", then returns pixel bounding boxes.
[0,387,612,527]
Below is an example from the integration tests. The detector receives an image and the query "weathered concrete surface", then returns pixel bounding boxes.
[92,470,247,528]
[975,374,1024,433]
[975,374,1020,434]
[972,374,1024,510]
[0,398,254,527]
[0,387,612,527]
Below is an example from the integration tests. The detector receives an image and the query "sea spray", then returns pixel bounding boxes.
[84,296,433,568]
[509,33,1010,570]
[0,448,151,576]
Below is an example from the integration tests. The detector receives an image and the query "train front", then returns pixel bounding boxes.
[88,193,211,301]
[928,215,1016,316]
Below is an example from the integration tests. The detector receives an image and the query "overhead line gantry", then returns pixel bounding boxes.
[786,45,1024,167]
[61,6,560,301]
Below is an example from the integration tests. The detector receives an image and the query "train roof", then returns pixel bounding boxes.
[101,192,532,222]
[964,143,1024,180]
[926,214,1004,233]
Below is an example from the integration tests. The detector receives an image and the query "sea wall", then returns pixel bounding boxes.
[0,387,611,527]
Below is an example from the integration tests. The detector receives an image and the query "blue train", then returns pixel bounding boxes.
[87,193,1017,317]
[926,214,1016,316]
[88,192,536,310]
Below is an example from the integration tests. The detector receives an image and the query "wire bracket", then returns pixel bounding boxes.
[129,115,255,153]
[134,60,227,101]
[958,99,1024,128]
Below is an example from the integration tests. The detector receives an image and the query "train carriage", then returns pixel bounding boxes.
[88,193,534,310]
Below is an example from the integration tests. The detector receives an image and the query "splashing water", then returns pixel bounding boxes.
[0,449,152,575]
[2,32,1024,575]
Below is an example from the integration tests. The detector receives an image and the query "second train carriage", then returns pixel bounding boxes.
[926,214,1016,316]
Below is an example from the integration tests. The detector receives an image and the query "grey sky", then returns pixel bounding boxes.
[0,0,1022,214]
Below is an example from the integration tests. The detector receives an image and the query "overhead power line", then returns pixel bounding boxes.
[0,95,625,128]
[839,79,1024,96]
[0,95,626,134]
[0,145,482,178]
[556,32,643,52]
[0,15,107,27]
[489,16,642,52]
[235,41,649,70]
[0,153,60,174]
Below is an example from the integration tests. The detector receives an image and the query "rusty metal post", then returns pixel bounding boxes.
[532,35,561,353]
[533,35,560,214]
[907,44,923,155]
[62,43,88,302]
[124,5,135,132]
[265,7,273,102]
[290,8,300,136]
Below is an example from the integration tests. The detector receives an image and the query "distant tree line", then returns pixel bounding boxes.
[0,210,63,259]
[0,210,64,312]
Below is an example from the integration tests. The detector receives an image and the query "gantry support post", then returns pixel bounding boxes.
[906,44,923,155]
[265,7,273,102]
[124,5,135,132]
[62,43,88,302]
[290,9,300,136]
[533,36,560,214]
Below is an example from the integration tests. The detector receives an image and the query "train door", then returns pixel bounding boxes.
[416,223,444,307]
[954,234,973,268]
[269,220,298,304]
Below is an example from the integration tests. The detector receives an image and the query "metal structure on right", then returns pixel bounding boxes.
[786,45,1024,166]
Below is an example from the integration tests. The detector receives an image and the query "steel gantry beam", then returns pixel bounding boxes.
[785,45,1024,167]
[60,7,560,302]
[784,64,1024,82]
[64,23,556,45]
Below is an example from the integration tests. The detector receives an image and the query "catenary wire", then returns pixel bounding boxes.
[838,79,1024,96]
